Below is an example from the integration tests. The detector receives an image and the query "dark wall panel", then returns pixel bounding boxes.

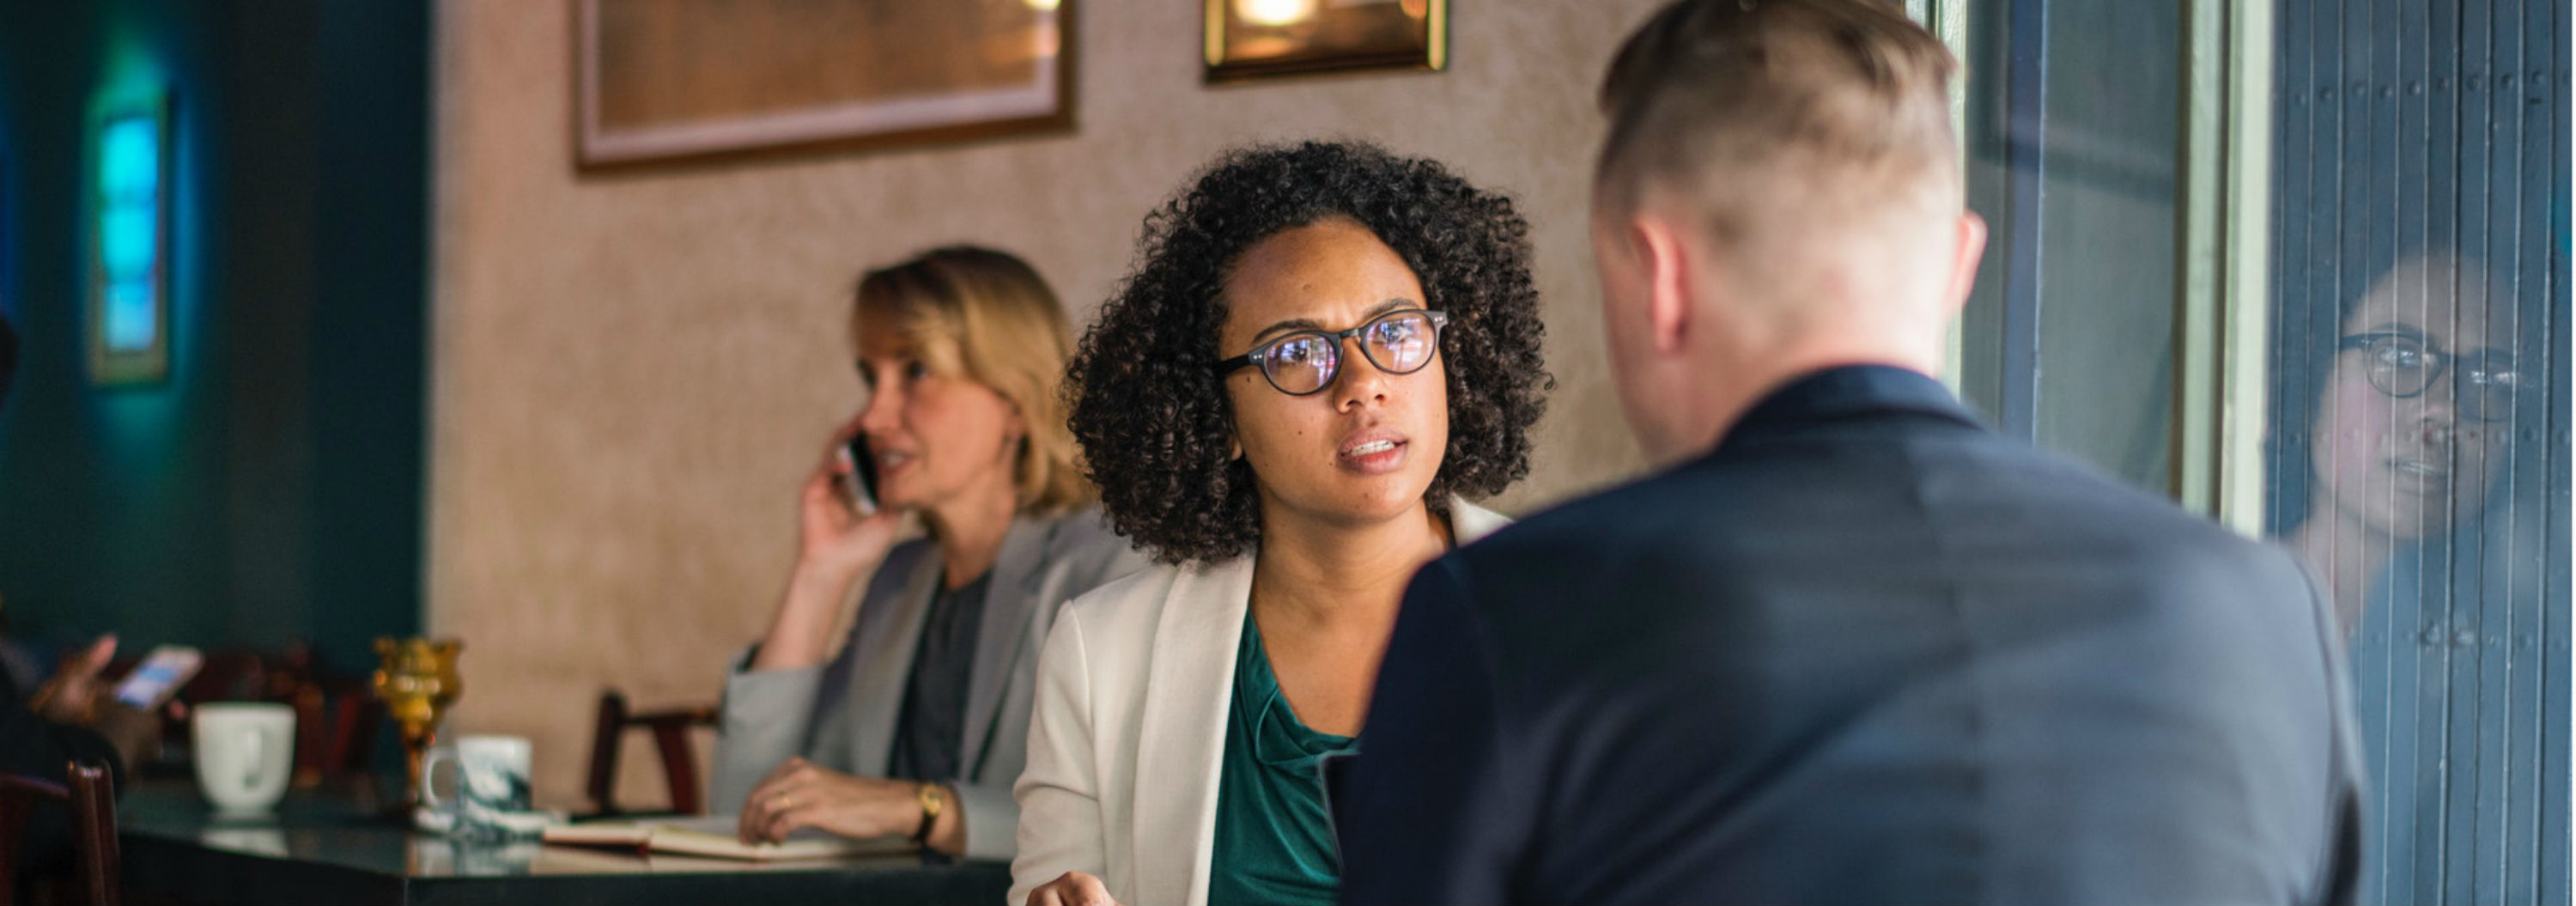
[0,0,428,678]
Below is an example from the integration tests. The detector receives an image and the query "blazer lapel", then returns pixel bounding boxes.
[846,548,942,778]
[1129,556,1253,906]
[959,517,1050,778]
[1449,497,1510,544]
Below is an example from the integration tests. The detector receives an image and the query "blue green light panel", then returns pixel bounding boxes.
[99,115,160,351]
[88,90,169,386]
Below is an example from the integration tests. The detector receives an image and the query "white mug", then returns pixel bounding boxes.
[192,702,295,815]
[422,734,534,838]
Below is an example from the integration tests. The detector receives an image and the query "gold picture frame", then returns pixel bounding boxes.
[1204,0,1447,83]
[576,0,1076,169]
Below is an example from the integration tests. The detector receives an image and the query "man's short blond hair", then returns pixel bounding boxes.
[1596,0,1959,252]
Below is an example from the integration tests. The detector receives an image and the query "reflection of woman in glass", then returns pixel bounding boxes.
[2276,252,2517,632]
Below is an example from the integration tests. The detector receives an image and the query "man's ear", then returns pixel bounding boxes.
[1631,216,1696,355]
[1943,211,1989,318]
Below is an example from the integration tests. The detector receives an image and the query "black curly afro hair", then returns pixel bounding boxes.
[1067,140,1552,565]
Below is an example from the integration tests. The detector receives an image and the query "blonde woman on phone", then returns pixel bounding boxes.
[714,247,1144,860]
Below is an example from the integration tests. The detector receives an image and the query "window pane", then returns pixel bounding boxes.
[1953,0,2183,496]
[2030,3,2180,494]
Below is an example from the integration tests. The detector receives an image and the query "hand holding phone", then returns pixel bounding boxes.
[792,429,897,581]
[112,645,203,710]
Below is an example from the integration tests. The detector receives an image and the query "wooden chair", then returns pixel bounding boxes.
[0,762,119,906]
[584,690,719,818]
[287,676,385,806]
[265,646,385,804]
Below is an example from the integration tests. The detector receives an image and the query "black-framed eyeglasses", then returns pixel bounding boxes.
[1212,308,1449,397]
[2337,331,2519,423]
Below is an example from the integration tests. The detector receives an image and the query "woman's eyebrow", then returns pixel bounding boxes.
[2354,322,2432,342]
[1359,297,1419,319]
[1248,298,1424,344]
[1249,317,1327,344]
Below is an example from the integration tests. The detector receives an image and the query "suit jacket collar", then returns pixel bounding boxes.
[1131,498,1509,906]
[961,515,1055,771]
[1720,364,1981,449]
[841,548,938,781]
[847,515,1057,783]
[1132,554,1255,906]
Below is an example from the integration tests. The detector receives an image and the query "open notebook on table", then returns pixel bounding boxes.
[542,815,915,862]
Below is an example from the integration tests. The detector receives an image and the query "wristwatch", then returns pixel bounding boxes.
[913,782,946,845]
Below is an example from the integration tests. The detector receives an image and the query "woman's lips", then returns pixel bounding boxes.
[1338,432,1409,476]
[874,449,916,477]
[2385,455,2451,494]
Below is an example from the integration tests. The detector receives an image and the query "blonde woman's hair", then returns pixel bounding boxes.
[854,246,1091,517]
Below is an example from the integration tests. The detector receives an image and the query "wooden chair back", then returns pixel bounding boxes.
[584,690,719,817]
[267,648,384,804]
[0,762,119,906]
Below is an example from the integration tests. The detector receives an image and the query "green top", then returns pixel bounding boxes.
[1206,615,1358,906]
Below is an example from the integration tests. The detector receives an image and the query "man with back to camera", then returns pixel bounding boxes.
[1333,1,2363,903]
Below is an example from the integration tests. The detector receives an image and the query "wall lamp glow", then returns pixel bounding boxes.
[1236,0,1318,27]
[88,88,170,386]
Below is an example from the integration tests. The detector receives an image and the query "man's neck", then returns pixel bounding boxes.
[1676,332,1944,464]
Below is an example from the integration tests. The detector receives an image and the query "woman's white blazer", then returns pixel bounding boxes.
[1008,501,1511,905]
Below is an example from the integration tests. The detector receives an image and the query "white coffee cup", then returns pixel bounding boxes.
[422,734,535,838]
[192,702,295,815]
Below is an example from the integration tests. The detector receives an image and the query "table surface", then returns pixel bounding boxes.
[117,781,1012,905]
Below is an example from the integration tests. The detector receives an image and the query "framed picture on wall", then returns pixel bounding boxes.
[575,0,1075,168]
[88,88,170,386]
[1204,0,1446,83]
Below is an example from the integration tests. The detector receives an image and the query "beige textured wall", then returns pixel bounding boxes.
[430,0,1665,809]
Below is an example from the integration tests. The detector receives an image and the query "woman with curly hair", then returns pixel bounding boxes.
[1012,141,1550,906]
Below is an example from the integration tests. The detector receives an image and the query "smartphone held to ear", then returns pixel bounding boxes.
[837,437,880,515]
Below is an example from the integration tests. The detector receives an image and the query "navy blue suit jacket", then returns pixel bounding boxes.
[1337,367,2362,905]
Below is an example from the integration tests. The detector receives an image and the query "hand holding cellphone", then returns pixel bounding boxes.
[836,436,880,516]
[112,645,203,709]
